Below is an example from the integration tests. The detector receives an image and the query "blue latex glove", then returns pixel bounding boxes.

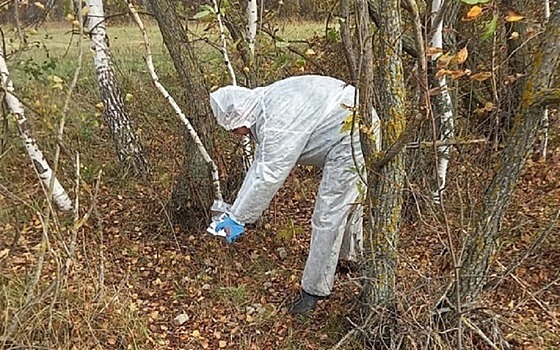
[215,215,245,243]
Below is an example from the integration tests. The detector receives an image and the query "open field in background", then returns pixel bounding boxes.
[1,19,559,349]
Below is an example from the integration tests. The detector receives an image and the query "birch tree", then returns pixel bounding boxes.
[447,0,560,308]
[246,0,258,58]
[540,0,551,159]
[0,47,73,211]
[86,0,149,176]
[430,0,455,204]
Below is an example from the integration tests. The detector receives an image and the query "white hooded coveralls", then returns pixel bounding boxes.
[210,75,380,296]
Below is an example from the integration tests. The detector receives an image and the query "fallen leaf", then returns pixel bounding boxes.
[505,9,525,22]
[463,6,484,21]
[470,71,492,81]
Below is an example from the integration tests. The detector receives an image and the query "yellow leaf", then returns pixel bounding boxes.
[125,93,133,102]
[426,47,444,57]
[192,329,201,338]
[436,52,453,69]
[470,71,492,82]
[219,341,227,348]
[82,6,90,16]
[95,102,104,109]
[450,69,470,80]
[505,10,525,22]
[50,75,64,83]
[72,20,80,27]
[66,13,75,21]
[451,46,468,65]
[464,6,483,21]
[34,2,45,9]
[305,48,316,56]
[435,69,452,79]
[52,83,63,90]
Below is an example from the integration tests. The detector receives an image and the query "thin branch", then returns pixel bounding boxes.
[406,138,487,149]
[536,88,560,106]
[259,26,328,75]
[462,317,501,350]
[373,113,425,171]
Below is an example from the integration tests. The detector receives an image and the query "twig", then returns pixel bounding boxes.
[462,317,500,350]
[497,261,560,326]
[487,208,560,292]
[5,212,48,338]
[329,329,358,350]
[373,113,425,171]
[259,26,327,75]
[406,138,487,149]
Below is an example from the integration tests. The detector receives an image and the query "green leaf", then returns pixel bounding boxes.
[460,0,491,4]
[482,15,498,41]
[193,9,211,19]
[275,40,290,48]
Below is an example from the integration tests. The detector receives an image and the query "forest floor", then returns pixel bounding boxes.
[1,20,559,350]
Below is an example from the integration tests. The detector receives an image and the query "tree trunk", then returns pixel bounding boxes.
[0,47,73,211]
[86,0,149,176]
[448,2,560,307]
[147,0,218,228]
[362,0,406,308]
[246,0,258,58]
[429,0,455,204]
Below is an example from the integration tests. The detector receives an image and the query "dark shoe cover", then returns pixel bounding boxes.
[288,290,325,315]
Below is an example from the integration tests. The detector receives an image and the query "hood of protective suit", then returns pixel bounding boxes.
[210,86,261,130]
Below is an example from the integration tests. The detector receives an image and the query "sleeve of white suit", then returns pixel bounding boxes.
[229,125,311,224]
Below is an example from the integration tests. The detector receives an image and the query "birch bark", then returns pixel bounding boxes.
[430,0,455,204]
[0,47,73,211]
[540,0,551,159]
[86,0,149,175]
[246,0,258,58]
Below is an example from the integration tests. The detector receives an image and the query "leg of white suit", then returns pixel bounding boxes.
[301,142,362,296]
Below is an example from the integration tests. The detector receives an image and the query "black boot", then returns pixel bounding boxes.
[288,289,325,315]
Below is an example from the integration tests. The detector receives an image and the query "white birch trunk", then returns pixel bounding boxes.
[127,2,223,201]
[430,0,455,204]
[540,0,551,160]
[247,0,258,57]
[86,0,149,175]
[211,0,237,86]
[0,48,73,211]
[243,0,255,171]
[211,0,253,171]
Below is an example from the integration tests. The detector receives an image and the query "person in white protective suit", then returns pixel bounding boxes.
[210,75,380,314]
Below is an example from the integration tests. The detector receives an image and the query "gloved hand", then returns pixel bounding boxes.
[215,215,245,243]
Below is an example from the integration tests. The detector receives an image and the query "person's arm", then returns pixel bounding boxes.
[229,126,310,224]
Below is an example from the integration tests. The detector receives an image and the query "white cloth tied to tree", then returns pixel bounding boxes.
[210,75,381,296]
